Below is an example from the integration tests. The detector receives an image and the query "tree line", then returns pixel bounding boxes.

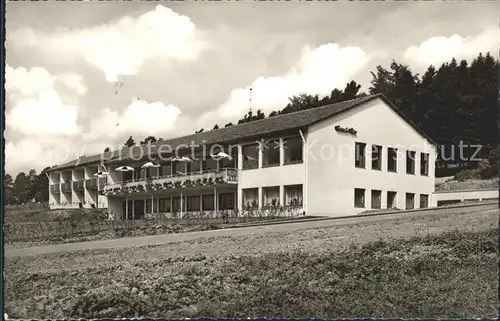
[6,52,497,205]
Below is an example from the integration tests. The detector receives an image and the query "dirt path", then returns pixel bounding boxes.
[6,203,498,258]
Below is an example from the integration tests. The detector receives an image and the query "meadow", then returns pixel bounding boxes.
[5,207,498,319]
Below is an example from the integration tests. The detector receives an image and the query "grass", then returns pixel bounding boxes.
[4,208,498,319]
[435,177,498,192]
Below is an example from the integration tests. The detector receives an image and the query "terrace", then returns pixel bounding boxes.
[103,168,238,195]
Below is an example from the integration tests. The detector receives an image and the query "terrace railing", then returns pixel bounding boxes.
[61,182,72,193]
[86,178,98,190]
[72,180,85,191]
[50,184,60,194]
[103,168,238,193]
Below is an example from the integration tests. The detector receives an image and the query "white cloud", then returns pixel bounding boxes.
[10,5,205,82]
[404,29,500,67]
[7,90,79,136]
[5,65,84,136]
[89,98,183,140]
[198,43,370,126]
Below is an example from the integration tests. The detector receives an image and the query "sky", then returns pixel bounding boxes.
[5,1,499,175]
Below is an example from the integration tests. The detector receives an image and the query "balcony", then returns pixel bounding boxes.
[86,178,98,190]
[61,182,72,193]
[103,168,238,195]
[50,184,60,194]
[73,180,85,191]
[98,176,108,186]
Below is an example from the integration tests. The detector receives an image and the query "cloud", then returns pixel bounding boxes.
[9,5,205,82]
[89,98,183,140]
[197,43,370,126]
[5,65,85,136]
[403,29,500,67]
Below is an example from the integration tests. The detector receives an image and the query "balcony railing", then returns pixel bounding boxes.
[86,178,98,190]
[98,176,108,186]
[73,180,85,191]
[50,184,60,194]
[103,168,238,194]
[61,182,72,193]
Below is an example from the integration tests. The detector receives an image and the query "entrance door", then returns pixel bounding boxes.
[134,199,145,219]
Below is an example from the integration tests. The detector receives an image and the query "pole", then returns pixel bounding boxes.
[180,190,183,218]
[126,197,128,220]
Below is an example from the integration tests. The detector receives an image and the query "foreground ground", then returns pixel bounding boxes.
[5,205,498,319]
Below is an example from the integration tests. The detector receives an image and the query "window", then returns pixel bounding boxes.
[186,195,200,211]
[371,145,382,170]
[146,167,158,178]
[202,194,215,211]
[242,188,259,209]
[283,136,303,164]
[172,197,186,213]
[262,139,280,166]
[187,160,201,174]
[242,143,259,170]
[284,185,303,207]
[420,194,429,208]
[202,158,217,171]
[218,145,237,169]
[387,147,398,172]
[405,193,415,210]
[158,198,171,213]
[122,200,133,219]
[218,193,235,210]
[145,199,158,214]
[387,191,397,208]
[262,186,280,207]
[123,171,133,181]
[355,142,366,168]
[420,153,429,176]
[371,190,382,209]
[354,189,365,208]
[406,151,416,174]
[160,164,171,177]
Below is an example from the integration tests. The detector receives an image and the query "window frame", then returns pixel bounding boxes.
[371,145,382,170]
[406,150,416,175]
[420,153,429,176]
[262,139,281,167]
[354,188,365,208]
[262,186,280,208]
[371,190,382,209]
[284,184,303,207]
[242,143,259,170]
[405,193,415,210]
[355,142,367,168]
[387,147,398,172]
[283,136,303,165]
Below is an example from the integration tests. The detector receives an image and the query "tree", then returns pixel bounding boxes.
[195,128,204,134]
[224,122,234,127]
[4,174,15,204]
[139,136,157,145]
[14,172,27,204]
[104,147,110,152]
[213,124,219,130]
[124,136,135,147]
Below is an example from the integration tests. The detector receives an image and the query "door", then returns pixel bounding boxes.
[134,200,145,219]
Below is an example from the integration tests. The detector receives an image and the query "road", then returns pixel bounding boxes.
[5,202,497,258]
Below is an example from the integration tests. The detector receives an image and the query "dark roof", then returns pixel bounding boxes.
[47,94,436,172]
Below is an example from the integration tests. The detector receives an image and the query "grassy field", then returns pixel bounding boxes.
[435,177,499,192]
[5,207,498,319]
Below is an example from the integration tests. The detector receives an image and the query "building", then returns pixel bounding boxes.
[46,94,437,218]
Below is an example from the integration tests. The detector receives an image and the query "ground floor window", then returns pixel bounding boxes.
[172,197,186,213]
[284,185,303,207]
[354,188,365,208]
[158,198,171,213]
[242,188,258,209]
[420,194,429,208]
[202,194,215,211]
[371,190,381,209]
[186,195,201,211]
[122,200,133,219]
[406,193,415,210]
[262,186,280,207]
[387,191,397,208]
[218,193,235,210]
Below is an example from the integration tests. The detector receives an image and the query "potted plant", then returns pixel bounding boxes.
[202,178,208,186]
[196,178,203,186]
[174,181,182,188]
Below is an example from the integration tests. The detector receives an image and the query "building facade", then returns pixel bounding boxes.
[47,94,437,218]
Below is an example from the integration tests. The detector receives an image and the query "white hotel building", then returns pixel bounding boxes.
[46,94,437,218]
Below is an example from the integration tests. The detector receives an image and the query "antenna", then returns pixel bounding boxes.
[249,87,253,114]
